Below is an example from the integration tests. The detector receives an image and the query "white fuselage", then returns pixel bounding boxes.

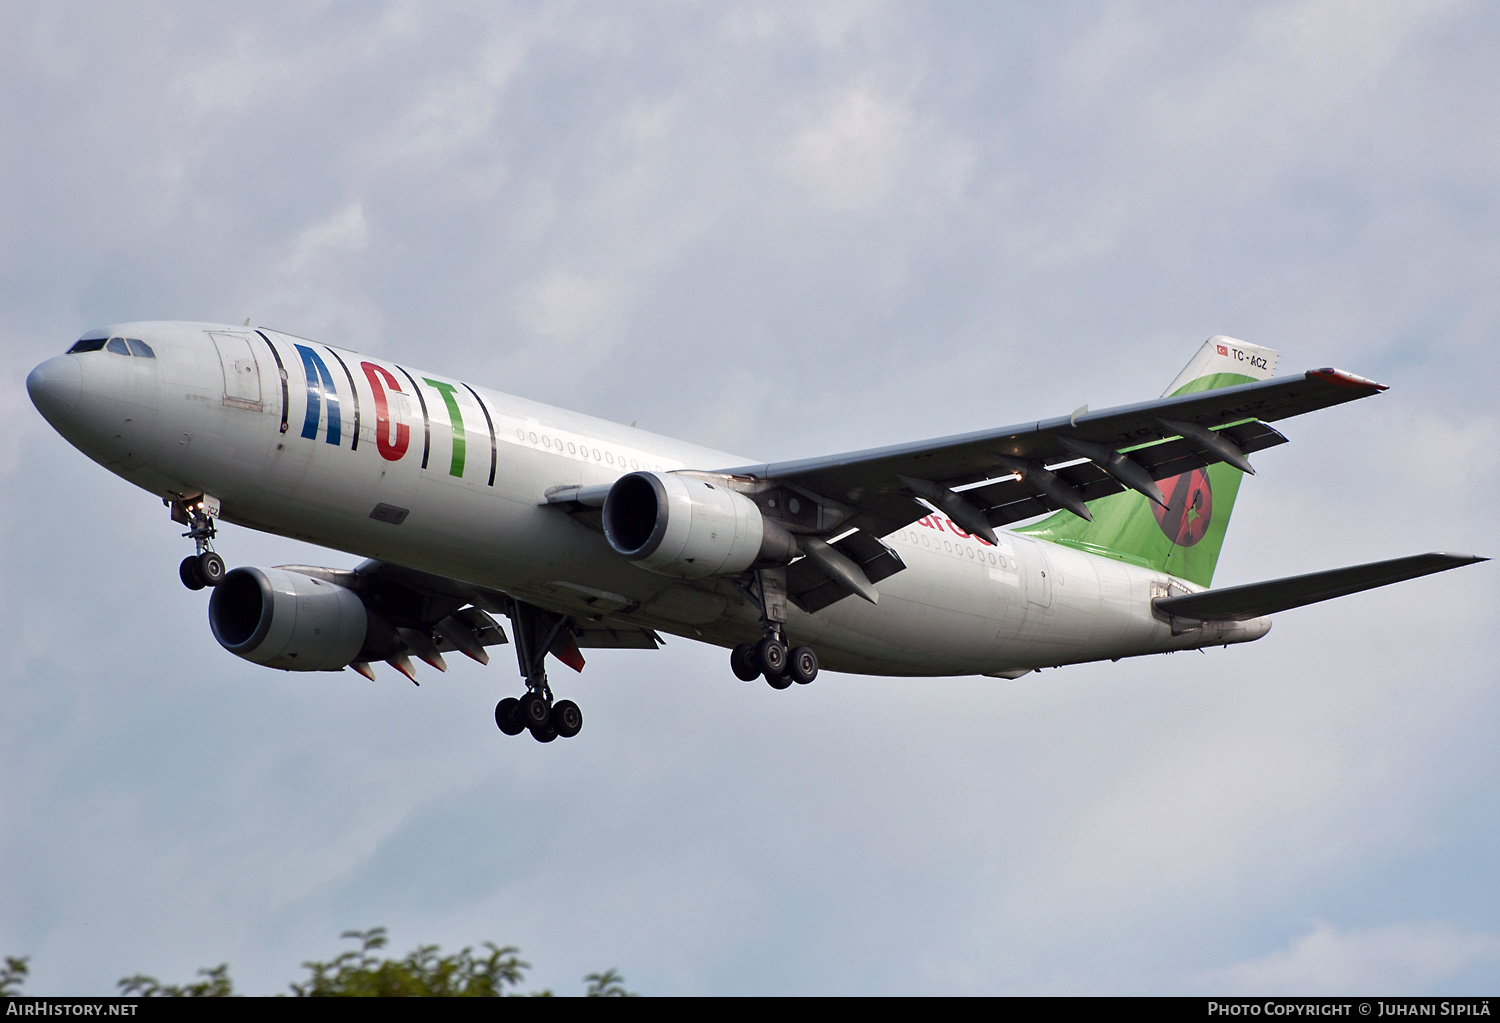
[28,322,1269,677]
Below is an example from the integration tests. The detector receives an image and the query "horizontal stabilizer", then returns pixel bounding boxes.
[1154,552,1487,621]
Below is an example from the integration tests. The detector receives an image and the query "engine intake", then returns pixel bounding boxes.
[603,471,797,578]
[209,567,368,670]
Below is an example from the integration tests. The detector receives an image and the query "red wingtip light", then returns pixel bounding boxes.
[1311,368,1388,391]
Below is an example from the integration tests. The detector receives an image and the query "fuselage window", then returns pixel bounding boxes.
[126,339,155,358]
[106,338,130,355]
[68,337,107,353]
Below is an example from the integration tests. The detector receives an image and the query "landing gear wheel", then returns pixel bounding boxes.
[766,673,793,690]
[788,646,819,685]
[730,643,760,682]
[754,637,788,679]
[179,555,206,591]
[552,699,583,738]
[197,551,226,587]
[519,692,551,731]
[495,697,525,736]
[530,723,558,743]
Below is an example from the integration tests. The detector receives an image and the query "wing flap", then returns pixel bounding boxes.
[787,530,906,613]
[1153,552,1486,621]
[570,620,664,649]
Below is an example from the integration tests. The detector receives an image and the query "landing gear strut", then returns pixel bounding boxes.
[170,494,225,591]
[494,599,584,742]
[731,568,819,689]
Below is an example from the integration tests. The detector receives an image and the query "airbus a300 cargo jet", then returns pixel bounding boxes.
[26,325,1484,742]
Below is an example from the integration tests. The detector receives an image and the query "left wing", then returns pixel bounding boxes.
[282,560,662,678]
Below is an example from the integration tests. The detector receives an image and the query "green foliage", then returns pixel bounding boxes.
[584,968,635,997]
[1,956,28,996]
[118,963,233,997]
[290,927,529,997]
[8,928,631,997]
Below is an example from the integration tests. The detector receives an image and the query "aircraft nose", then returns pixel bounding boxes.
[27,355,83,424]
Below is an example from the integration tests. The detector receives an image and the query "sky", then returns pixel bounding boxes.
[1,0,1498,996]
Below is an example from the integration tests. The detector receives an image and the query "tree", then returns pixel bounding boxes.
[290,927,528,997]
[584,968,635,997]
[0,956,28,996]
[63,927,637,996]
[118,964,233,997]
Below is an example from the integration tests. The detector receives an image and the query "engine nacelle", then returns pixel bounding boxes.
[209,567,368,670]
[603,471,798,578]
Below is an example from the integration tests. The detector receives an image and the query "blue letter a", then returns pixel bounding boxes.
[295,344,341,446]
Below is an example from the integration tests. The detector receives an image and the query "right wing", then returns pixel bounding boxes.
[547,367,1388,615]
[715,368,1386,541]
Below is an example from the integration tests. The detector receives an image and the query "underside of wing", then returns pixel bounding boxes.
[290,561,662,673]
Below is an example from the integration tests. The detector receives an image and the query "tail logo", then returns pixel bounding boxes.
[1151,469,1213,547]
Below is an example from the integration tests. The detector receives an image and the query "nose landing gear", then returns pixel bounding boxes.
[170,494,225,591]
[731,568,820,689]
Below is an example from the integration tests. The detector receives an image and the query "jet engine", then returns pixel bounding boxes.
[603,471,798,578]
[209,567,369,670]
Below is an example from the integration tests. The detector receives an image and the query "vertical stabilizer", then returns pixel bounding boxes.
[1160,336,1278,398]
[1015,336,1278,587]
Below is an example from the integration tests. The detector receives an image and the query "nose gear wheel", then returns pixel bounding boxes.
[171,495,226,590]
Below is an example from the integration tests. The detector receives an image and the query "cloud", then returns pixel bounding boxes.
[1198,920,1500,994]
[252,201,383,340]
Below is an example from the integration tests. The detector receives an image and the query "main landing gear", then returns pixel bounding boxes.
[494,600,584,743]
[171,494,226,591]
[730,568,820,689]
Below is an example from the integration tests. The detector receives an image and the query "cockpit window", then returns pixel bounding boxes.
[68,334,157,358]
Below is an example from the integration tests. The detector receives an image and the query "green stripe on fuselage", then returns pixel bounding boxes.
[423,378,467,478]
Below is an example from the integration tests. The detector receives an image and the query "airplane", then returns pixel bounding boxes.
[25,323,1485,742]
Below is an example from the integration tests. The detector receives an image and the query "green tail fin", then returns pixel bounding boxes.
[1014,336,1278,587]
